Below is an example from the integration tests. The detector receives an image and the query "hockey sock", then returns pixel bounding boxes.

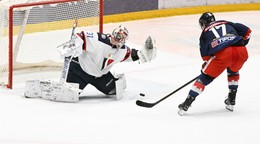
[227,68,239,90]
[188,81,205,97]
[188,73,214,97]
[228,74,239,90]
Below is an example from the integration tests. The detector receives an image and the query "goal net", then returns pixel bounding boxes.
[0,0,103,88]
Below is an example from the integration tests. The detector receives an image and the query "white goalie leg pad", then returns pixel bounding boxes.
[47,82,80,103]
[115,74,127,100]
[25,80,80,102]
[25,80,41,98]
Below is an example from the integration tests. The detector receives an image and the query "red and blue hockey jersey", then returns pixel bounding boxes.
[199,20,251,61]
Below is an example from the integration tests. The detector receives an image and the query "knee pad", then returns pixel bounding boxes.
[198,73,215,86]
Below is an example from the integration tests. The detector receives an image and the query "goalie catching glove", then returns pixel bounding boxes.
[137,36,157,63]
[57,34,84,58]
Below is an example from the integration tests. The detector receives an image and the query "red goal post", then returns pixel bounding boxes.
[0,0,104,89]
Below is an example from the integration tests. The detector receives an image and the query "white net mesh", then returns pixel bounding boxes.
[0,0,101,88]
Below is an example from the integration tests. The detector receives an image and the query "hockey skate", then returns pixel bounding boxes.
[224,90,236,112]
[178,96,196,116]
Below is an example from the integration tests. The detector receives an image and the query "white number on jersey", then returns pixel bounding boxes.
[209,24,227,38]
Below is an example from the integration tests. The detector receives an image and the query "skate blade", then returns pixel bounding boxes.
[178,109,185,116]
[225,105,234,112]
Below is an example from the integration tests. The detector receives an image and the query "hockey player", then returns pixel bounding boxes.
[25,25,156,102]
[178,12,251,115]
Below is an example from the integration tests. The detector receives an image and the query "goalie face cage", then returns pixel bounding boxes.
[0,0,103,89]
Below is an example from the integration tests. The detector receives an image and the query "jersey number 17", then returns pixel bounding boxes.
[209,24,227,38]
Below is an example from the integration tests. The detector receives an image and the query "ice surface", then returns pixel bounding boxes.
[0,11,260,144]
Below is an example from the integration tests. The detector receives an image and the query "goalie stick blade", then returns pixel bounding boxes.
[136,100,155,108]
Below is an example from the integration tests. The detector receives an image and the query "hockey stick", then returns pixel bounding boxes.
[60,19,78,83]
[136,76,199,108]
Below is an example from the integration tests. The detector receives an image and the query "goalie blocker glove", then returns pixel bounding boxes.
[137,36,157,63]
[57,34,84,58]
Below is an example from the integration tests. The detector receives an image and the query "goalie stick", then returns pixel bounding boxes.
[60,19,78,83]
[136,76,199,108]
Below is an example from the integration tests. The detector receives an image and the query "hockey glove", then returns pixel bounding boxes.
[243,28,251,45]
[57,34,83,58]
[137,36,157,63]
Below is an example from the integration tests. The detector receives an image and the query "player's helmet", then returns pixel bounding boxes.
[111,25,129,46]
[199,12,215,30]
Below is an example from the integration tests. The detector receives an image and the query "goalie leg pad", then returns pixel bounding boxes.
[41,81,80,103]
[115,74,127,100]
[25,80,80,103]
[25,80,41,98]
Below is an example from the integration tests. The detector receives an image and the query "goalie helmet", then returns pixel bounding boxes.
[199,12,215,30]
[111,25,129,48]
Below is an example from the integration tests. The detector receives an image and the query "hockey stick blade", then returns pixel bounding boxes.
[136,100,156,108]
[136,76,199,108]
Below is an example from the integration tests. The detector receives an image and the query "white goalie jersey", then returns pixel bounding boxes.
[74,31,133,77]
[57,29,157,78]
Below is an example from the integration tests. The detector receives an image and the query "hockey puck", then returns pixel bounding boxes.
[139,93,145,97]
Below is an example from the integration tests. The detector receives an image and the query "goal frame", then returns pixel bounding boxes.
[5,0,104,89]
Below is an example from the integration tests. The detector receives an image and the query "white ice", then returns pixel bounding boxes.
[0,11,260,144]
